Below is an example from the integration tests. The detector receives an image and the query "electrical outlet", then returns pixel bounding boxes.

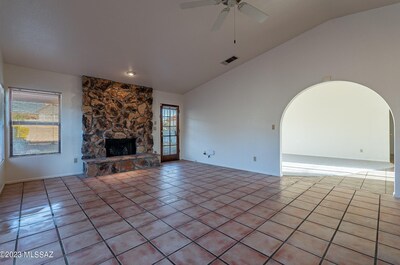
[360,149,363,153]
[272,124,275,130]
[253,156,257,162]
[74,158,78,163]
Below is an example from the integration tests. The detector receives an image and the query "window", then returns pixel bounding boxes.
[10,88,61,156]
[0,84,4,162]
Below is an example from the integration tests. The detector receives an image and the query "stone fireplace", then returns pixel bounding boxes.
[81,76,160,177]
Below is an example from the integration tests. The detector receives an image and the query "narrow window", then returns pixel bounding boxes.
[0,84,5,162]
[10,88,61,157]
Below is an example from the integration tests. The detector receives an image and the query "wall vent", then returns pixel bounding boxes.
[221,56,239,65]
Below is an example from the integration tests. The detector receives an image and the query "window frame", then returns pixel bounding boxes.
[0,83,5,164]
[9,87,62,157]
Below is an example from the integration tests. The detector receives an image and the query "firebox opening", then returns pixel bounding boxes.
[105,138,136,157]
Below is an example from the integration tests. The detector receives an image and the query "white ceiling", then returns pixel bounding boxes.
[1,0,399,94]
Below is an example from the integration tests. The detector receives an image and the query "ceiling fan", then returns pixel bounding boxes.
[180,0,268,31]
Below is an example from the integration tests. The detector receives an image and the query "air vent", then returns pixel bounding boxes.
[221,56,239,65]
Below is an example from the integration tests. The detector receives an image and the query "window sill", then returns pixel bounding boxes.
[10,152,61,159]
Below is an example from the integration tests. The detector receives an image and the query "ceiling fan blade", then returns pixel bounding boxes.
[237,2,268,23]
[212,7,230,31]
[180,0,221,9]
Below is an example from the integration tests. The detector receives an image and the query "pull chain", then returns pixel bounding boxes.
[234,6,237,44]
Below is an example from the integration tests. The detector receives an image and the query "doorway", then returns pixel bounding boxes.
[160,104,180,162]
[390,111,394,163]
[280,81,394,185]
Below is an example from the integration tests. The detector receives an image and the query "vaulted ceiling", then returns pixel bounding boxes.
[1,0,399,93]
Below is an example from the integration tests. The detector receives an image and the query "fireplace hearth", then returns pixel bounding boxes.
[105,138,136,157]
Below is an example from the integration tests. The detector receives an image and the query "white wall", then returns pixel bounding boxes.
[0,48,6,192]
[282,81,390,162]
[1,65,184,184]
[152,90,184,157]
[4,64,83,183]
[183,3,400,197]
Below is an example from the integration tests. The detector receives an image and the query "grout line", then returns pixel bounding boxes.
[360,172,368,191]
[202,180,314,260]
[263,183,336,265]
[374,194,381,265]
[90,169,277,260]
[176,178,327,263]
[319,189,357,264]
[13,182,24,265]
[74,168,217,263]
[89,178,178,263]
[190,178,309,261]
[89,167,302,263]
[59,177,122,265]
[106,168,214,262]
[42,179,70,265]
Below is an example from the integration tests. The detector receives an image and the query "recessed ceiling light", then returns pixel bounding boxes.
[126,71,136,77]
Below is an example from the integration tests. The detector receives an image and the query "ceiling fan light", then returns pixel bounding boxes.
[238,2,268,23]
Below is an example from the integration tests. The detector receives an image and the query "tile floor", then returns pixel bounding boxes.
[283,154,394,195]
[0,160,399,265]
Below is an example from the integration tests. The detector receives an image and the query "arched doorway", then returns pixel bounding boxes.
[280,81,395,194]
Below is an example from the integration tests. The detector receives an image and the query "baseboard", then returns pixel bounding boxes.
[182,158,280,177]
[5,172,84,184]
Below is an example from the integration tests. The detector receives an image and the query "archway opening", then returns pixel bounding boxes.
[281,81,394,194]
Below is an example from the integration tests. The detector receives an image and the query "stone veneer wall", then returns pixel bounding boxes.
[84,154,160,177]
[82,76,154,159]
